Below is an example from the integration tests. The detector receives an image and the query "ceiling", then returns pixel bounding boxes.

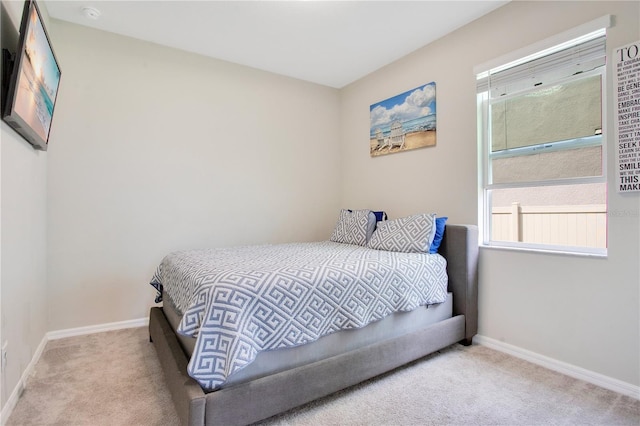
[45,1,508,88]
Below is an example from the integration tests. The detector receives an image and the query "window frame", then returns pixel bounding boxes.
[476,19,610,257]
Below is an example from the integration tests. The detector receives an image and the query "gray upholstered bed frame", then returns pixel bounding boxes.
[149,224,479,426]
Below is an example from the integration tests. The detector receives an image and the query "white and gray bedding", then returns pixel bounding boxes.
[150,240,448,390]
[162,290,453,389]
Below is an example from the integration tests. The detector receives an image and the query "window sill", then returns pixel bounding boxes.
[479,243,608,258]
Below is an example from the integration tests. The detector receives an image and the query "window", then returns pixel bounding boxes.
[477,26,608,255]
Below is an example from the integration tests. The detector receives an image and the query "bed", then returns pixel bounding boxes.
[148,211,478,426]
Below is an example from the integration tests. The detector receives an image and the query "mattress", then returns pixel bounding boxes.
[162,290,453,390]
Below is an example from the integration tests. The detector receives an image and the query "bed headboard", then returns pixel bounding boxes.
[438,224,479,344]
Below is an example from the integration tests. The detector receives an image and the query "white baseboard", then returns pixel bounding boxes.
[1,335,47,426]
[1,317,148,425]
[474,334,640,400]
[46,317,148,340]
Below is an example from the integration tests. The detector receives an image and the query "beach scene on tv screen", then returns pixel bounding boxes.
[14,5,61,143]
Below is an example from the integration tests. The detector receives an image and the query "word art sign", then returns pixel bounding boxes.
[615,40,640,193]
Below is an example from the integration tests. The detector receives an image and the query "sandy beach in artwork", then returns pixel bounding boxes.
[370,130,436,156]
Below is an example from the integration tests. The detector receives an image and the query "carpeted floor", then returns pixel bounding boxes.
[6,327,640,426]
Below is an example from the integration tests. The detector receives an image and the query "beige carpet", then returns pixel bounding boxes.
[6,327,640,426]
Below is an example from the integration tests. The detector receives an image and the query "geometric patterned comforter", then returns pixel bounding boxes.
[150,241,448,390]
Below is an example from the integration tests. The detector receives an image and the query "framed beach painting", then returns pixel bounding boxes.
[370,82,436,157]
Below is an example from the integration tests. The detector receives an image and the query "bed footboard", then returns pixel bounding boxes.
[150,307,464,426]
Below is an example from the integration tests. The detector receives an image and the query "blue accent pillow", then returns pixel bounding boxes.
[429,217,448,254]
[373,211,387,222]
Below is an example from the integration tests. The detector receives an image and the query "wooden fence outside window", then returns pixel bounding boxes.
[492,203,607,248]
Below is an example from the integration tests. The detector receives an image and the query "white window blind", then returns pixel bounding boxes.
[477,31,606,97]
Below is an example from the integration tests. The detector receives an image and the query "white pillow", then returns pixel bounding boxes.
[330,209,376,246]
[367,213,436,253]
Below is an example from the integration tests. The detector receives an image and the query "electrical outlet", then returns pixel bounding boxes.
[1,341,8,372]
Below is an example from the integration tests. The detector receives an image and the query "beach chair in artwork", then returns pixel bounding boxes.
[374,128,387,151]
[387,121,405,151]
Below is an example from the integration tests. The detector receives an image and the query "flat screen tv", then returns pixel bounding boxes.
[2,0,61,151]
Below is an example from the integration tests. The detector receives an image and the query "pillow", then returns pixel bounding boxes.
[372,211,387,222]
[367,213,436,253]
[345,209,386,242]
[365,211,377,242]
[331,209,376,246]
[429,217,448,254]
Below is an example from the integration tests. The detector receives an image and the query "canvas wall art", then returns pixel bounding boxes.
[370,82,436,157]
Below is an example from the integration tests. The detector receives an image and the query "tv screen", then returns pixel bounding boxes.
[2,0,61,151]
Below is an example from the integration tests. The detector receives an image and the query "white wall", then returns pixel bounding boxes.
[45,21,342,331]
[0,0,49,410]
[339,1,639,388]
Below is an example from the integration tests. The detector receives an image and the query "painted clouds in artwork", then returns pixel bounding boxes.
[370,83,436,130]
